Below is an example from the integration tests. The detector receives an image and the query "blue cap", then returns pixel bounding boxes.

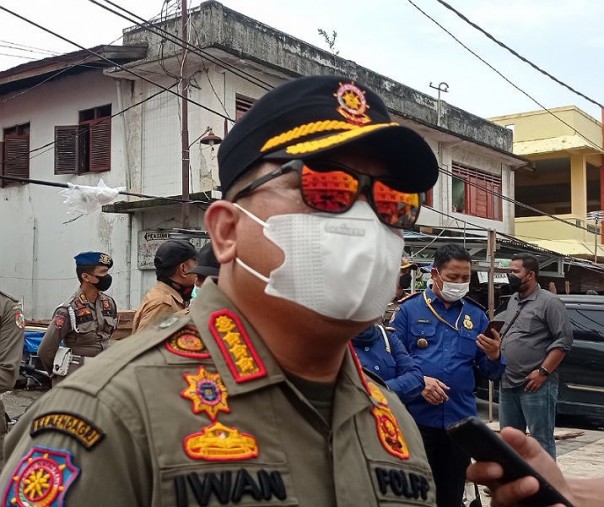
[74,251,113,268]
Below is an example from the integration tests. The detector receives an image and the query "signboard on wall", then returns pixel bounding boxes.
[137,230,208,270]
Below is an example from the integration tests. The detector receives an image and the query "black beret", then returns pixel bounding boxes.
[187,242,220,278]
[218,75,439,195]
[154,240,197,270]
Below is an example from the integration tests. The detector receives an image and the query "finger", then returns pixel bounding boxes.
[490,476,540,506]
[499,427,543,460]
[466,461,504,483]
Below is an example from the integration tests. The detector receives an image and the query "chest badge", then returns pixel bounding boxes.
[463,315,473,330]
[416,337,429,349]
[183,422,259,461]
[181,367,230,421]
[165,326,210,359]
[3,446,80,507]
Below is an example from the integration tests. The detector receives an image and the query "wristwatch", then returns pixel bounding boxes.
[538,366,550,377]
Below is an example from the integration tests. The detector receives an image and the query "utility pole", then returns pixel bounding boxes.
[180,0,190,228]
[587,210,604,262]
[487,228,496,422]
[429,81,449,127]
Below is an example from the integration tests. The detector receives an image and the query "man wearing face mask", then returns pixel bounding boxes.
[132,239,198,332]
[499,253,573,459]
[1,76,440,506]
[38,251,117,385]
[391,243,505,507]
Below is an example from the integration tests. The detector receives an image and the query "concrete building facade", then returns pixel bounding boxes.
[490,106,604,262]
[0,1,526,319]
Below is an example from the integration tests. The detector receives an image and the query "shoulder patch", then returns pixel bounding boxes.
[165,325,210,359]
[208,310,266,383]
[53,314,66,329]
[15,307,25,329]
[3,446,80,506]
[30,412,105,450]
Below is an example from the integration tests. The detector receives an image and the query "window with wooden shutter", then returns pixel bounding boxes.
[452,164,502,220]
[2,124,30,187]
[90,119,111,172]
[54,104,112,175]
[235,94,255,121]
[55,126,80,174]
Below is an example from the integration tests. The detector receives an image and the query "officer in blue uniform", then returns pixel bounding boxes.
[352,323,424,404]
[391,243,505,507]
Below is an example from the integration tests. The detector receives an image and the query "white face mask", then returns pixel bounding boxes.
[436,271,469,302]
[234,201,405,322]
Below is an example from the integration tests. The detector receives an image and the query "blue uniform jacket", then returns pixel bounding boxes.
[352,324,424,403]
[391,289,506,429]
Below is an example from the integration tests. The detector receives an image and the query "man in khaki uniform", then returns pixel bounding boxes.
[0,291,24,469]
[1,75,440,506]
[38,252,117,385]
[132,240,198,332]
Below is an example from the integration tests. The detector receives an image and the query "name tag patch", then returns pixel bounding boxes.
[30,412,105,450]
[373,466,432,504]
[173,468,288,506]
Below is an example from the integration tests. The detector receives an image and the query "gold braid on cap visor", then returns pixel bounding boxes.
[260,120,398,154]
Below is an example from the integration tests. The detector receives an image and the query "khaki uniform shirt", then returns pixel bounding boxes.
[38,288,117,378]
[133,280,185,332]
[0,291,25,468]
[1,282,435,506]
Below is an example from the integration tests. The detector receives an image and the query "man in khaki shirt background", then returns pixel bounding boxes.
[1,75,440,506]
[0,291,24,469]
[38,252,117,385]
[132,239,198,332]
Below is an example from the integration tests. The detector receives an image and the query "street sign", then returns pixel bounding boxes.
[137,230,208,270]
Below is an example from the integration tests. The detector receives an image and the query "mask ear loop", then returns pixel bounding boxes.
[233,203,269,228]
[232,203,271,284]
[235,258,270,283]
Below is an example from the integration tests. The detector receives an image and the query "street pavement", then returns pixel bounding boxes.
[4,390,604,505]
[469,400,604,506]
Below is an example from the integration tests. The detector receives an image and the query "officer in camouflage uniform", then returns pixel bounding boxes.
[38,252,117,385]
[0,291,24,470]
[1,76,440,506]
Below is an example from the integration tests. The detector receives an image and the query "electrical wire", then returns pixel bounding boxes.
[0,5,233,122]
[89,0,274,91]
[0,173,212,205]
[437,165,596,234]
[2,3,599,243]
[2,81,180,166]
[433,0,604,110]
[406,0,604,154]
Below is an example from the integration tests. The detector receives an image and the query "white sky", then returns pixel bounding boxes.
[1,0,603,122]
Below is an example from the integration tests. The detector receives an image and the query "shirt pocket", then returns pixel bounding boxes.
[408,323,437,352]
[458,327,478,358]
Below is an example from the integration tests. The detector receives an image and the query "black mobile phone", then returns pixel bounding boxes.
[484,320,505,339]
[447,417,574,507]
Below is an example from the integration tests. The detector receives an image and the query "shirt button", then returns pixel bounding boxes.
[374,366,380,371]
[364,347,370,352]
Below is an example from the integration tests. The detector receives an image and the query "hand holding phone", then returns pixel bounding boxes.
[447,417,573,507]
[483,320,504,339]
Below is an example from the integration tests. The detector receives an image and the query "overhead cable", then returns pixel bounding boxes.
[433,0,604,110]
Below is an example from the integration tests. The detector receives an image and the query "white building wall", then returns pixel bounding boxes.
[0,72,133,319]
